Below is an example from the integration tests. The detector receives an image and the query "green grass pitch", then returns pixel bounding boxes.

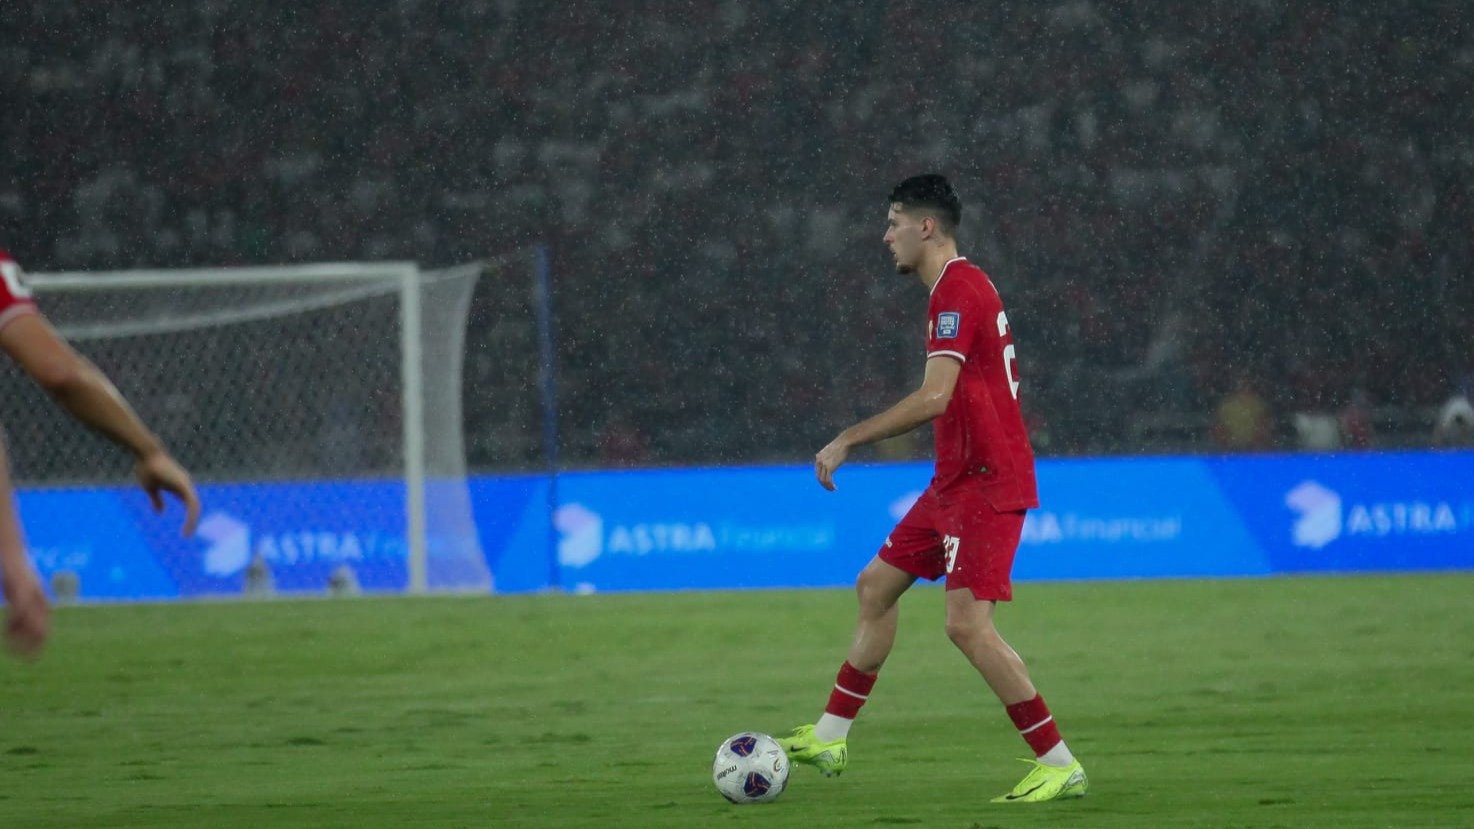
[2,573,1472,828]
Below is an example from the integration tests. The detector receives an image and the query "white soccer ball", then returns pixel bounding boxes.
[712,732,790,804]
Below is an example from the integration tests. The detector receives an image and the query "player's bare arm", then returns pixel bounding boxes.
[815,355,962,491]
[0,315,162,457]
[0,434,48,658]
[0,314,201,535]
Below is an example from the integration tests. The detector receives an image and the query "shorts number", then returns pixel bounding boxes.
[943,535,961,574]
[996,311,1020,400]
[0,261,32,300]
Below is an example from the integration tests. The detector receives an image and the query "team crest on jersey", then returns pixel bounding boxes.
[936,312,960,339]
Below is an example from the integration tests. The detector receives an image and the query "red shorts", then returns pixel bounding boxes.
[878,488,1026,601]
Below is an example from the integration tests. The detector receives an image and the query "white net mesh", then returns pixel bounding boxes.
[461,254,545,470]
[3,262,493,594]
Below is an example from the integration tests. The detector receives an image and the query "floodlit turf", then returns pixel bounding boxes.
[2,574,1472,828]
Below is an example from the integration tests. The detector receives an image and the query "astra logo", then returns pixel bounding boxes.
[554,502,827,568]
[198,512,252,576]
[607,522,717,555]
[554,503,604,568]
[554,502,718,568]
[890,491,923,521]
[1286,481,1342,549]
[1021,511,1182,544]
[1286,480,1461,549]
[196,511,398,575]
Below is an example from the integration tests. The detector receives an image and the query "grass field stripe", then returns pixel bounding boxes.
[4,573,1470,826]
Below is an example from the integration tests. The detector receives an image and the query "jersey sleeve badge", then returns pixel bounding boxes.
[936,311,961,339]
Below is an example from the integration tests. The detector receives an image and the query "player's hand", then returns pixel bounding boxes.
[2,565,49,659]
[135,450,201,537]
[815,438,851,491]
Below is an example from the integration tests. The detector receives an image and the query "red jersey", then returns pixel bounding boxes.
[0,251,39,333]
[924,257,1039,510]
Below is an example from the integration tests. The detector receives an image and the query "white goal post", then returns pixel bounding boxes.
[16,260,491,595]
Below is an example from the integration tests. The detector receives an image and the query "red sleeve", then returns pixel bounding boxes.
[926,278,981,364]
[0,251,40,333]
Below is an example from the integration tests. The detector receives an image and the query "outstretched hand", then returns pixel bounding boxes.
[815,438,851,491]
[136,451,201,537]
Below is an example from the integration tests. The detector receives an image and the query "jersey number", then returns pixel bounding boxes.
[943,535,961,574]
[0,261,32,300]
[996,311,1020,399]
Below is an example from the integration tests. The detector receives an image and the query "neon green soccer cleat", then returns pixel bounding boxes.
[991,758,1088,803]
[775,725,847,777]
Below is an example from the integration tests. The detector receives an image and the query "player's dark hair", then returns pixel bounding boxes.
[888,174,961,234]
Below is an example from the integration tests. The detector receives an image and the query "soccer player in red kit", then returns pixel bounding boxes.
[777,175,1087,803]
[0,250,200,658]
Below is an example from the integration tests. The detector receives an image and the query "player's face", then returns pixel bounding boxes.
[884,204,923,274]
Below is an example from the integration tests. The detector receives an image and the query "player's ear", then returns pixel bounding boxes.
[923,215,941,241]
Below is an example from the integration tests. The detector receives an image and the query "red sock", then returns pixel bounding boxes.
[824,661,878,719]
[1005,694,1063,757]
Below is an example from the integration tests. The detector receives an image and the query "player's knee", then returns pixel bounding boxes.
[944,616,976,649]
[853,575,882,615]
[944,610,997,650]
[854,570,896,617]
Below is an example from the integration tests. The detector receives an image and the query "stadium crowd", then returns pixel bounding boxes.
[3,1,1470,477]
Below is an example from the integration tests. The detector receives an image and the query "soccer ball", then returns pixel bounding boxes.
[712,732,790,804]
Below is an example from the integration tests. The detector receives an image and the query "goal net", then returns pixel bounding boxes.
[2,261,496,596]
